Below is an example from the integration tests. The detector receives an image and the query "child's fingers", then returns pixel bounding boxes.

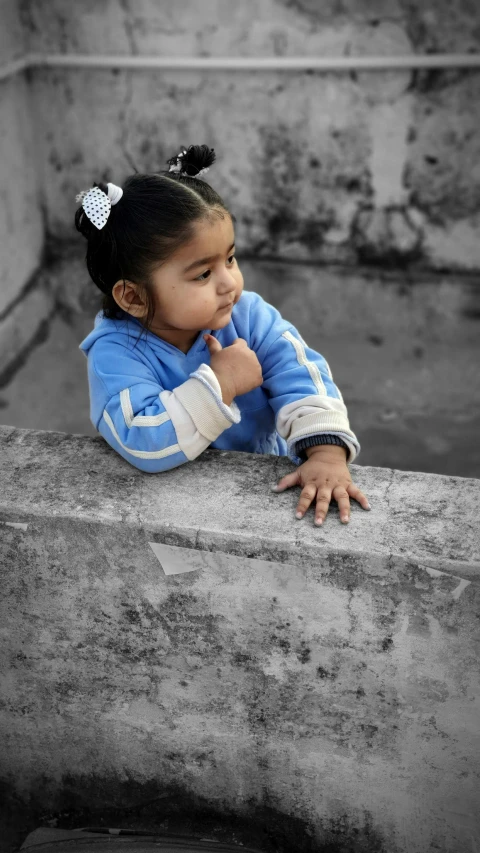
[313,488,333,525]
[347,483,371,510]
[271,470,300,492]
[331,485,351,524]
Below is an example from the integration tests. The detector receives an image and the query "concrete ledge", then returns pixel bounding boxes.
[1,425,479,853]
[1,424,478,580]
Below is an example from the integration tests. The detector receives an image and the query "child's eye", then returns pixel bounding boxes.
[195,254,236,282]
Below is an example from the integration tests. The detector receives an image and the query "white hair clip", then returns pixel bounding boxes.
[75,182,123,230]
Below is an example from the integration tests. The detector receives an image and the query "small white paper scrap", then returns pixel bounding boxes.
[0,520,28,531]
[451,578,471,600]
[423,565,471,599]
[147,542,303,592]
[148,541,214,576]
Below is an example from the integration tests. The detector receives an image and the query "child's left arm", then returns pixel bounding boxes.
[251,297,370,524]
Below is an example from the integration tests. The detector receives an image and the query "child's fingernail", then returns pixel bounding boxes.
[365,503,371,510]
[271,484,280,491]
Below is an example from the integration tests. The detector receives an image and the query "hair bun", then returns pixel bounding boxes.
[166,144,216,178]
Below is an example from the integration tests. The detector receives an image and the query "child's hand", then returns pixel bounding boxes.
[271,447,370,526]
[204,334,263,398]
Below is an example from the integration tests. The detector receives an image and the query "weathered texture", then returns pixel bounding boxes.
[0,1,45,341]
[16,0,480,271]
[0,424,479,853]
[0,0,26,62]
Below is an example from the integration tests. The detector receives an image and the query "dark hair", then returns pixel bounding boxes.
[74,144,237,348]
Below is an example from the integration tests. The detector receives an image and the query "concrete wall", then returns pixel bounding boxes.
[2,1,480,464]
[1,424,479,852]
[18,0,480,271]
[0,0,47,386]
[0,0,44,305]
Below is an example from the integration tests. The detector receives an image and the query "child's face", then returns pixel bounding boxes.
[114,214,243,353]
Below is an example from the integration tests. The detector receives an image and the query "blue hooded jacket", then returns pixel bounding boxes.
[78,290,361,473]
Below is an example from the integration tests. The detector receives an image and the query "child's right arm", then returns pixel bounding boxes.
[87,346,241,473]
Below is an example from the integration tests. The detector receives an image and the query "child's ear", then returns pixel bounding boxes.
[111,280,147,317]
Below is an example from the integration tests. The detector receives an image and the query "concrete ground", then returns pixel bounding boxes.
[0,258,479,480]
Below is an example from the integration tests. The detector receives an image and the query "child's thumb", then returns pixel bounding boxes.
[203,334,222,350]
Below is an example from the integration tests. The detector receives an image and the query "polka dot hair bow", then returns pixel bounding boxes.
[75,182,123,229]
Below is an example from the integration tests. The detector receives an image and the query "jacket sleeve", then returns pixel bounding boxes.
[88,344,241,473]
[250,296,361,466]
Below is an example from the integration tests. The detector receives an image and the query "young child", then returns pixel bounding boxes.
[77,144,370,526]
